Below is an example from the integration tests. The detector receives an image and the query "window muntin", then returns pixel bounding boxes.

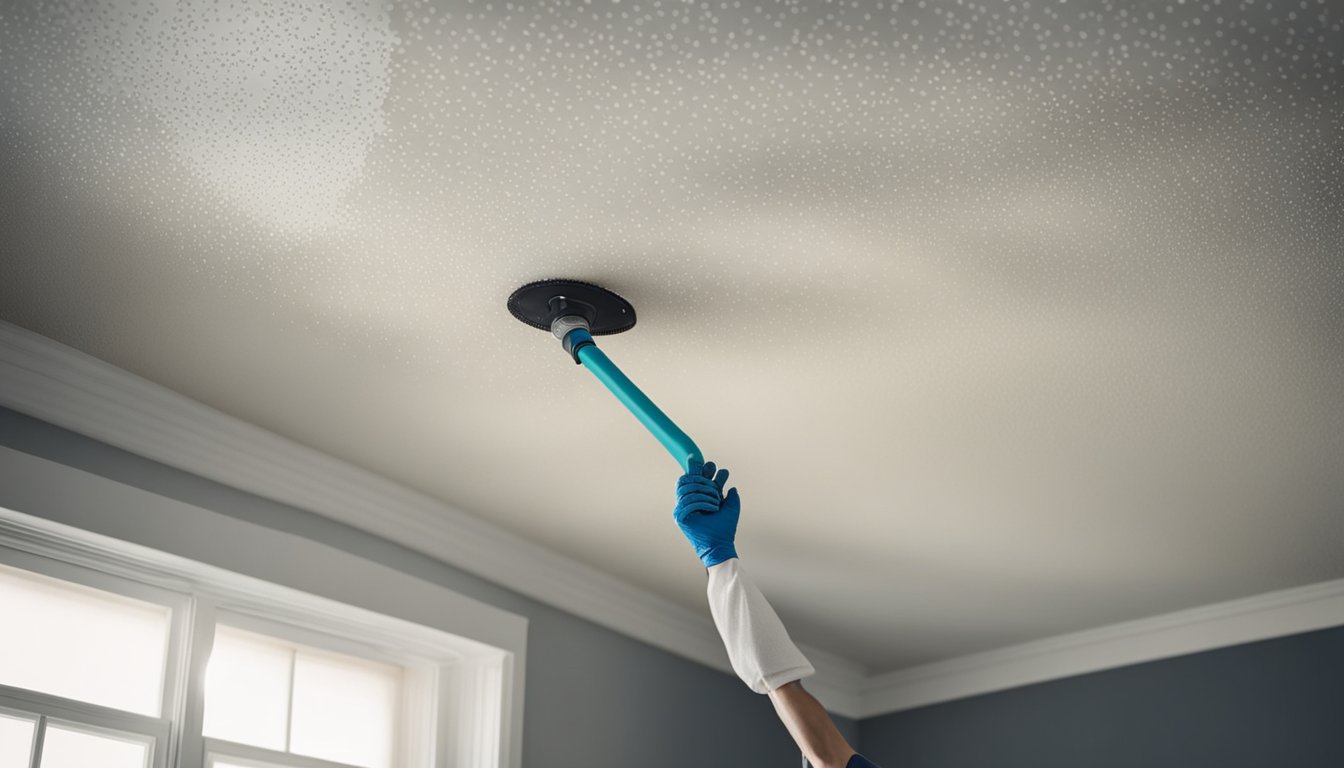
[37,721,153,768]
[0,710,37,766]
[205,625,403,768]
[0,563,170,717]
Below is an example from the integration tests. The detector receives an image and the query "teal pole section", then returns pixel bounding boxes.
[574,340,703,472]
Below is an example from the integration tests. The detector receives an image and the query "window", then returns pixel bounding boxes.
[0,510,516,768]
[0,563,174,768]
[0,564,171,716]
[204,625,402,768]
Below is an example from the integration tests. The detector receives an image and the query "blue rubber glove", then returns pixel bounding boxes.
[673,459,740,567]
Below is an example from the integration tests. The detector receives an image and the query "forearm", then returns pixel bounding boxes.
[768,681,856,768]
[704,560,855,764]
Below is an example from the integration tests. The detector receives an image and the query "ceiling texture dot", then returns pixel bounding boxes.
[1,0,1341,672]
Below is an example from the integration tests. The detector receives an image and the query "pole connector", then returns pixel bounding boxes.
[551,315,595,364]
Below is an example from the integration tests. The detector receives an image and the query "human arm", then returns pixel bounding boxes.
[674,461,878,768]
[769,681,857,768]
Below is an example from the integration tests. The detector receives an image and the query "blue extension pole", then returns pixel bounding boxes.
[569,333,703,472]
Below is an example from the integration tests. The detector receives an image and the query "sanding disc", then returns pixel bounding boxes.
[507,279,637,335]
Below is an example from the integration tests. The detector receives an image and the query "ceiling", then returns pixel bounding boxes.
[1,0,1341,674]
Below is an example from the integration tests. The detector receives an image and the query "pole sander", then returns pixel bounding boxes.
[506,278,818,710]
[506,279,703,471]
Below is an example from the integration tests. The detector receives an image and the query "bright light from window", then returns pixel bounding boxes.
[290,650,400,768]
[204,624,402,768]
[0,712,36,766]
[38,724,149,768]
[203,626,292,751]
[0,564,170,716]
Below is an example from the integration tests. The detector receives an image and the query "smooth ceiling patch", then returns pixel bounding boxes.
[3,0,396,232]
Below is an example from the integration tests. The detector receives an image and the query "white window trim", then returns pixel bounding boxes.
[0,446,528,768]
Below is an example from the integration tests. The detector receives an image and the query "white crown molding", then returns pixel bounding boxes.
[2,319,1342,721]
[859,577,1344,716]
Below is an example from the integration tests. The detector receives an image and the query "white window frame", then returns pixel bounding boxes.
[0,693,169,768]
[0,545,193,723]
[0,500,522,768]
[0,546,186,768]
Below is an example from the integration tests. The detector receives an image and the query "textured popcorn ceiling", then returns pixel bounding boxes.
[1,0,1342,672]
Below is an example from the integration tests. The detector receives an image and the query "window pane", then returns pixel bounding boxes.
[0,712,36,767]
[0,564,170,716]
[289,650,400,768]
[203,626,292,750]
[39,723,148,768]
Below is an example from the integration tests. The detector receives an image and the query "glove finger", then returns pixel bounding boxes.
[677,478,717,494]
[677,490,720,508]
[677,474,717,491]
[712,467,729,493]
[674,500,719,521]
[686,458,704,477]
[701,461,716,480]
[677,483,720,502]
[676,476,717,496]
[723,487,740,508]
[684,499,720,514]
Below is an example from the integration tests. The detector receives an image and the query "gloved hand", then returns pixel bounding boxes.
[673,459,740,567]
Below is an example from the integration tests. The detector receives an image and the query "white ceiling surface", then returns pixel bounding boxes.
[2,1,1342,673]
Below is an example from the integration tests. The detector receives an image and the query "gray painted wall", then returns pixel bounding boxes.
[12,406,1336,768]
[0,407,847,767]
[858,625,1344,768]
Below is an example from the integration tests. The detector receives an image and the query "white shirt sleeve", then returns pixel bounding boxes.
[705,558,815,693]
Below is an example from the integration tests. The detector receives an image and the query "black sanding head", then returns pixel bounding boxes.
[507,279,637,335]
